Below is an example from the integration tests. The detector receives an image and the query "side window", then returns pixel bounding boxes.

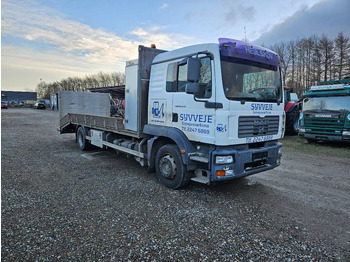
[177,63,188,92]
[166,56,212,98]
[166,63,177,92]
[197,57,212,98]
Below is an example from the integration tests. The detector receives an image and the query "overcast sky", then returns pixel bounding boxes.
[1,0,349,92]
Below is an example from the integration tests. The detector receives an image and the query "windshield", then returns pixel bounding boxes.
[303,96,350,112]
[221,60,282,102]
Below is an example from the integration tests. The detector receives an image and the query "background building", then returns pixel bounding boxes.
[1,91,37,103]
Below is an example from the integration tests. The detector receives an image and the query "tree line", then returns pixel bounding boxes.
[269,32,349,97]
[36,72,125,99]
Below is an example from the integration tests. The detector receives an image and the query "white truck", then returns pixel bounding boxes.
[59,38,284,189]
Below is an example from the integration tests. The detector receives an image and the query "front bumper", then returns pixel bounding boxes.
[299,132,350,142]
[210,141,282,181]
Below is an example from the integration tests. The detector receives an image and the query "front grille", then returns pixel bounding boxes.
[304,116,344,136]
[238,116,279,138]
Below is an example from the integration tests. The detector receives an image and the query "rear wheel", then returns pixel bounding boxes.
[76,126,90,151]
[155,144,190,189]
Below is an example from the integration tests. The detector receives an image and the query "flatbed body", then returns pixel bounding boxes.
[60,113,138,137]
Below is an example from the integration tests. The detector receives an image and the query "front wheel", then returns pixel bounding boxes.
[155,145,190,189]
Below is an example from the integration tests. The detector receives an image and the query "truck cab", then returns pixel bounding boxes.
[145,39,284,186]
[299,80,350,142]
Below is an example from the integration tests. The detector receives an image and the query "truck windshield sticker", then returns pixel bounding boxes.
[244,46,273,60]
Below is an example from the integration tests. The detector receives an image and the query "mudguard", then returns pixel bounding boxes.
[143,124,196,165]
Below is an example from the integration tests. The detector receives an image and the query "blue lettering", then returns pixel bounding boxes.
[251,103,273,111]
[179,114,213,123]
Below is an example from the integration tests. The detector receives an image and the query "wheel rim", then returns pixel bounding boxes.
[159,154,177,179]
[78,131,84,147]
[294,118,299,132]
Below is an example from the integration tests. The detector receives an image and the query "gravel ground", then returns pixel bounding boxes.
[2,108,350,261]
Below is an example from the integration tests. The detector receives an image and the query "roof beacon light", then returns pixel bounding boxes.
[151,44,156,48]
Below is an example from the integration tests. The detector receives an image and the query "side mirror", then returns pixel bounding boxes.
[185,82,199,95]
[187,57,200,82]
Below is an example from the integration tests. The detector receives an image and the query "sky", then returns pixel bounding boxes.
[1,0,349,92]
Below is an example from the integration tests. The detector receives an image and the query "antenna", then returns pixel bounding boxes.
[244,26,247,42]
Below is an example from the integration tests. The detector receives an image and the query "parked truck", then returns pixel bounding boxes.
[284,86,300,135]
[59,38,285,189]
[299,79,350,142]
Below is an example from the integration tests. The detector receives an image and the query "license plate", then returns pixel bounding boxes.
[252,151,268,161]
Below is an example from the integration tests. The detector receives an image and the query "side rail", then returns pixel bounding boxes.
[60,113,124,133]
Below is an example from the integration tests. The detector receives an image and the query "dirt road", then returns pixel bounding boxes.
[2,108,349,260]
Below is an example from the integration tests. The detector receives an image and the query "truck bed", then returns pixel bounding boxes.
[60,113,138,137]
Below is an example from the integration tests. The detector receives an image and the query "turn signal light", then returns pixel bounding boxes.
[216,170,226,177]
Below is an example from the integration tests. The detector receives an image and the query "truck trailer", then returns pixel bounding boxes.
[59,38,285,189]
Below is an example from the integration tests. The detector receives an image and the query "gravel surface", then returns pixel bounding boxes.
[2,108,350,261]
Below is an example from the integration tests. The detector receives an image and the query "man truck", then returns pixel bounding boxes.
[59,38,285,189]
[299,79,350,142]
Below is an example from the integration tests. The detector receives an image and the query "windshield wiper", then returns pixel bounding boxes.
[263,98,279,102]
[227,96,258,101]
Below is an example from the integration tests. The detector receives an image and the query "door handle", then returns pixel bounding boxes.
[172,113,178,122]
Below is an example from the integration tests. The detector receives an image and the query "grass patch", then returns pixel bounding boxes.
[280,135,350,158]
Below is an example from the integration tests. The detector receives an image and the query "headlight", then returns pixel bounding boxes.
[299,128,305,133]
[215,156,234,164]
[299,112,304,120]
[347,114,350,121]
[343,131,350,136]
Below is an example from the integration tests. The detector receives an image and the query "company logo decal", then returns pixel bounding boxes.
[152,101,164,118]
[251,103,273,115]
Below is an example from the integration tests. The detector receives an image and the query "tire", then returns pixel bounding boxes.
[155,144,190,189]
[285,107,299,135]
[76,126,90,151]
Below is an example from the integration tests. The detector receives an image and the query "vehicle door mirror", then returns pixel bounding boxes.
[185,82,199,95]
[186,57,200,82]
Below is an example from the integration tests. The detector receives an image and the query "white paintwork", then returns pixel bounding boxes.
[59,91,110,119]
[91,130,103,148]
[124,60,139,131]
[148,43,285,146]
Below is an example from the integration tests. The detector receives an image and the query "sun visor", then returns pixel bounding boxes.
[219,38,283,68]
